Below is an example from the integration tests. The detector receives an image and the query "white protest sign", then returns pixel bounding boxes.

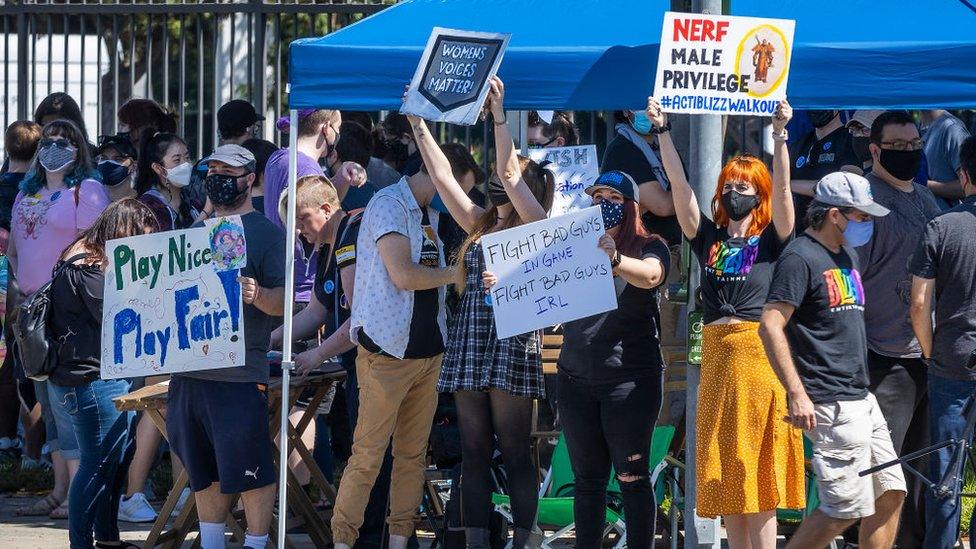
[100,227,245,379]
[482,206,617,339]
[401,27,511,126]
[653,12,795,116]
[528,145,599,218]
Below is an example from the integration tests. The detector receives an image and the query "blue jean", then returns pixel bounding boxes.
[923,373,976,549]
[50,379,136,549]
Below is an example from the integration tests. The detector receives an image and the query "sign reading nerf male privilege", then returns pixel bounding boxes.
[653,12,795,116]
[100,226,245,379]
[401,27,510,125]
[481,206,617,339]
[528,145,599,218]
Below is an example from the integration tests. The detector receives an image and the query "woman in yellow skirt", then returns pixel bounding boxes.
[647,97,805,548]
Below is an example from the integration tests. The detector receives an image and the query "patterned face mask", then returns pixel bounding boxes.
[205,173,248,207]
[39,143,77,173]
[600,200,625,230]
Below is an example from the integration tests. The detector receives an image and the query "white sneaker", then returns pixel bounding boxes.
[170,487,191,518]
[118,492,158,523]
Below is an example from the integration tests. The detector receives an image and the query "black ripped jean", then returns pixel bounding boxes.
[557,371,663,549]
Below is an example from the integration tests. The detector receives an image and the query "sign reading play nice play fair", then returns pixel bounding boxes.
[401,27,510,125]
[654,12,795,116]
[100,223,245,379]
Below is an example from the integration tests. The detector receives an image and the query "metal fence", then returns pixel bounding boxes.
[0,0,393,158]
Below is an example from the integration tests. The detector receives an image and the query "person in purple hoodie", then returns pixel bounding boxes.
[263,109,365,305]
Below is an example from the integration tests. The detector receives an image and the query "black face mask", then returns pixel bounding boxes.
[205,173,249,208]
[851,136,872,163]
[486,175,510,207]
[879,148,922,181]
[384,137,410,162]
[721,190,759,221]
[807,110,838,128]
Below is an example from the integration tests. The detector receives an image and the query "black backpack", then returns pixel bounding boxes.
[12,253,87,381]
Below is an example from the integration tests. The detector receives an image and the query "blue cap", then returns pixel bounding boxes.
[584,170,640,202]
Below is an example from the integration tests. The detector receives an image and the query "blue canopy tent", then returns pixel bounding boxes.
[289,0,671,111]
[731,0,976,109]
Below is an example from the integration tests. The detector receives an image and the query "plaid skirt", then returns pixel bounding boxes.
[437,243,544,398]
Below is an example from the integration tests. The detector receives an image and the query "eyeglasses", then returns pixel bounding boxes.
[847,125,870,138]
[39,137,73,149]
[880,139,924,151]
[528,137,557,149]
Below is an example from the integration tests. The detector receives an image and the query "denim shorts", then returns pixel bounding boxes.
[36,379,80,459]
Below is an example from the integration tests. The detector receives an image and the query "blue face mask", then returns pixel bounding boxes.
[630,111,653,135]
[429,192,449,214]
[842,217,874,247]
[599,200,625,230]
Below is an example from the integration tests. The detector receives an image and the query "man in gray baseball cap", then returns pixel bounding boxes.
[167,141,287,549]
[759,171,904,547]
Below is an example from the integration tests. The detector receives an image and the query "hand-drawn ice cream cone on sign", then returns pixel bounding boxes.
[736,24,790,98]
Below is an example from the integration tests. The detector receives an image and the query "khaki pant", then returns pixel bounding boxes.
[330,347,442,544]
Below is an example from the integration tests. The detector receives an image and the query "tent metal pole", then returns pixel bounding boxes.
[277,108,299,549]
[684,0,724,546]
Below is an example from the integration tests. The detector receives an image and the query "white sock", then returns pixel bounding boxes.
[198,521,226,549]
[243,532,269,549]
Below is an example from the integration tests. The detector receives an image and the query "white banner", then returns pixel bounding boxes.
[528,145,599,218]
[653,12,795,116]
[401,27,511,125]
[481,206,617,339]
[100,222,245,379]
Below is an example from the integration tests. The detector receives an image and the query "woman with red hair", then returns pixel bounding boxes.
[648,97,804,548]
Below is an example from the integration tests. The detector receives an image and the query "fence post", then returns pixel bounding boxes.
[250,0,267,139]
[16,3,29,120]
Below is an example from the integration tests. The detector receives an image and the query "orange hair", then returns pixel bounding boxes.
[711,154,772,237]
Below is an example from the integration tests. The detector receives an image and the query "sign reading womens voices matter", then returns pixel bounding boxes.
[654,12,795,116]
[100,223,245,379]
[528,145,600,218]
[482,206,617,339]
[401,27,510,125]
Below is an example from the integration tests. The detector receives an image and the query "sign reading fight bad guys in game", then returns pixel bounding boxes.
[100,219,246,379]
[401,27,511,125]
[481,207,617,339]
[654,12,795,116]
[528,145,600,218]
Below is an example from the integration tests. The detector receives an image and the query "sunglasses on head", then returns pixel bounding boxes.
[39,137,74,149]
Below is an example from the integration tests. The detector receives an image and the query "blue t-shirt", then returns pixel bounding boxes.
[179,211,286,384]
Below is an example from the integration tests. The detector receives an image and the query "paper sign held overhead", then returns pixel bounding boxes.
[481,206,617,339]
[654,12,795,116]
[401,27,510,126]
[100,227,245,379]
[527,145,599,218]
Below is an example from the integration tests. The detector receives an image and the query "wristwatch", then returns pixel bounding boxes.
[651,121,672,135]
[610,251,622,268]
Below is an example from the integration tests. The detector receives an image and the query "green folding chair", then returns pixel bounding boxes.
[492,425,676,548]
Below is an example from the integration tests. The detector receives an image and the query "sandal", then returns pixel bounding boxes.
[15,493,62,516]
[49,501,70,519]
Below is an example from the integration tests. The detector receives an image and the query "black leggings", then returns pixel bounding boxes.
[557,372,663,549]
[454,389,537,530]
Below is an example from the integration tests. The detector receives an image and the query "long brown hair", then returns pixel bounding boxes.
[613,199,655,257]
[455,156,554,290]
[61,199,159,265]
